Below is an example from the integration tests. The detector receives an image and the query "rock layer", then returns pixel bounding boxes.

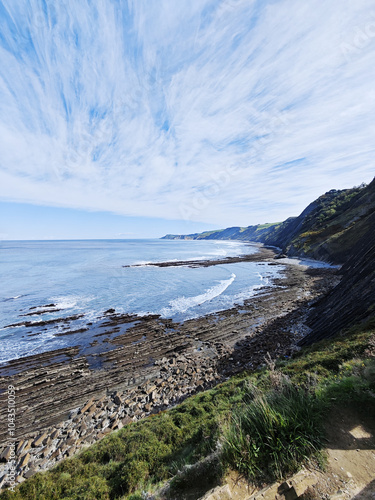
[0,262,337,488]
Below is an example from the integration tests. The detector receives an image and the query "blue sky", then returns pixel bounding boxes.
[0,0,374,239]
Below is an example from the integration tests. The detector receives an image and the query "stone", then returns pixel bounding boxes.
[64,436,75,447]
[150,390,158,401]
[32,432,48,447]
[287,470,318,498]
[24,468,36,479]
[41,445,55,458]
[0,447,11,461]
[122,416,133,426]
[113,394,122,406]
[65,447,76,458]
[110,419,119,429]
[146,385,157,395]
[97,428,111,439]
[201,484,232,499]
[50,429,60,440]
[79,422,88,432]
[284,489,298,500]
[101,419,110,429]
[50,449,61,460]
[87,405,97,415]
[80,398,94,414]
[19,453,31,467]
[16,440,26,454]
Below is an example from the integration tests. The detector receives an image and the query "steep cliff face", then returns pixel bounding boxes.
[265,180,375,263]
[163,179,375,346]
[300,208,375,345]
[163,179,375,265]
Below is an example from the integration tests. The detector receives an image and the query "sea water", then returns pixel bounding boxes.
[0,239,284,363]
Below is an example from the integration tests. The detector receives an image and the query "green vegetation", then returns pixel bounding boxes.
[2,325,375,500]
[163,180,375,266]
[255,222,281,231]
[277,182,373,261]
[222,382,325,482]
[196,230,225,239]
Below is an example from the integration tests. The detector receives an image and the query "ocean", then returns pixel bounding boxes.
[0,239,284,363]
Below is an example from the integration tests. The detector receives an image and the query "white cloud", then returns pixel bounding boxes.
[0,0,374,227]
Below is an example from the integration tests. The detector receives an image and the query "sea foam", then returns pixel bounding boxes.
[160,273,236,316]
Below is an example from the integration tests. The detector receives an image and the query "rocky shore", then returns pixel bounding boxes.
[0,255,339,490]
[123,245,276,268]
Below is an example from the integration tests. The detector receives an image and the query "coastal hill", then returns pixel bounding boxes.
[162,178,375,265]
[163,178,375,344]
[302,205,375,344]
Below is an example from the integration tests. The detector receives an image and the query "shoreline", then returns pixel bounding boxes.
[123,244,276,268]
[0,250,340,489]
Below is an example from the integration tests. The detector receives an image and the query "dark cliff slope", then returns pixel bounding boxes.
[163,179,375,265]
[163,179,375,345]
[301,207,375,345]
[261,179,375,263]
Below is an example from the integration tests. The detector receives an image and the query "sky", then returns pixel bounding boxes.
[0,0,374,239]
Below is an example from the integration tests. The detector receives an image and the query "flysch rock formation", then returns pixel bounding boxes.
[0,262,337,488]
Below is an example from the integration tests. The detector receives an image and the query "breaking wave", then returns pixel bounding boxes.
[160,273,236,316]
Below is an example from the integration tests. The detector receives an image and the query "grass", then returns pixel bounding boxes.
[1,326,375,499]
[222,382,326,482]
[255,222,281,231]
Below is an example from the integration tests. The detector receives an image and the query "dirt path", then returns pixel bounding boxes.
[319,406,375,499]
[199,406,375,500]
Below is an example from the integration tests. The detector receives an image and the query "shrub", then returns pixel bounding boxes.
[222,382,326,482]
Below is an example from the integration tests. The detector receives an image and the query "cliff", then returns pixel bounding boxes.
[163,179,375,265]
[163,179,375,344]
[300,207,375,345]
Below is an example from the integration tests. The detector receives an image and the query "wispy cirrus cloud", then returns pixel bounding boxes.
[0,0,374,227]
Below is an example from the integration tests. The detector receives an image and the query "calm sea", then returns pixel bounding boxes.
[0,239,284,363]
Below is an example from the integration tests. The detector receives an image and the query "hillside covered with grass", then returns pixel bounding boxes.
[2,320,374,500]
[163,178,375,265]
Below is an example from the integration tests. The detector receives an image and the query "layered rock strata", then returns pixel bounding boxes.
[0,263,337,488]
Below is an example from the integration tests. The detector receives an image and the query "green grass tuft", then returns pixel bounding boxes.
[222,382,326,482]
